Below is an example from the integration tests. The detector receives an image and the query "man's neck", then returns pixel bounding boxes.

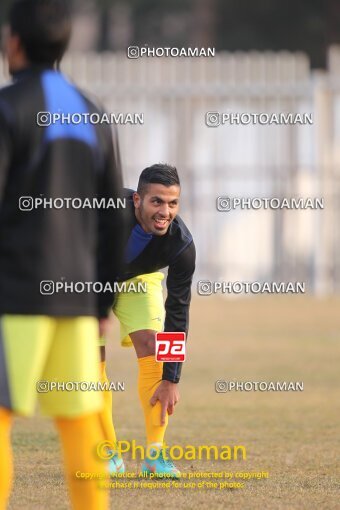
[134,209,151,234]
[11,62,55,78]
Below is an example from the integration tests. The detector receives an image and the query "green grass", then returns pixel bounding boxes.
[8,296,340,509]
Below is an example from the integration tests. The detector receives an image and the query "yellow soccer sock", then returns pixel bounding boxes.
[138,355,168,447]
[55,412,108,510]
[0,408,13,510]
[99,361,117,449]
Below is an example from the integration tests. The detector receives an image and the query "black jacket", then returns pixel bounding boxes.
[0,66,125,318]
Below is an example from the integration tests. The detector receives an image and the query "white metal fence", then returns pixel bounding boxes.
[1,49,339,294]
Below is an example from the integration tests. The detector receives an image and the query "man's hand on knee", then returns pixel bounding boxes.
[150,380,180,425]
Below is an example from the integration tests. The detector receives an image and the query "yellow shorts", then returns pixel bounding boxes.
[0,315,102,418]
[100,272,165,348]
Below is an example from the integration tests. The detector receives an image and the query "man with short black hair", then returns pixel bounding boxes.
[7,0,72,68]
[0,1,124,509]
[100,163,196,478]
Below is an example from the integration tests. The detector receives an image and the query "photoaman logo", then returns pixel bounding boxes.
[155,332,186,362]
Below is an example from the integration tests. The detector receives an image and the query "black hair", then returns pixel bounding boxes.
[9,0,72,66]
[137,164,180,195]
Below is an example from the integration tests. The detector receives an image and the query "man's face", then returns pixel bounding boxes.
[133,183,180,236]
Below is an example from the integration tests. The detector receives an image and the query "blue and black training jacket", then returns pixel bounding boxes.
[0,65,125,318]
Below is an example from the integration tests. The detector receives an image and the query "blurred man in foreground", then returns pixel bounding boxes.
[0,1,124,509]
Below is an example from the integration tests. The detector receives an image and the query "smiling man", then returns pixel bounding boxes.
[100,163,196,478]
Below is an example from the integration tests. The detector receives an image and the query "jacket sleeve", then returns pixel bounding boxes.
[0,100,14,204]
[96,124,126,318]
[162,240,196,383]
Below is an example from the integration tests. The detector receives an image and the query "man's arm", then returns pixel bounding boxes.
[150,241,195,423]
[163,240,196,383]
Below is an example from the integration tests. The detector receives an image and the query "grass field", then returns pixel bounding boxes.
[8,296,340,510]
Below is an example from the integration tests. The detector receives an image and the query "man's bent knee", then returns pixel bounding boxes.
[130,330,156,357]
